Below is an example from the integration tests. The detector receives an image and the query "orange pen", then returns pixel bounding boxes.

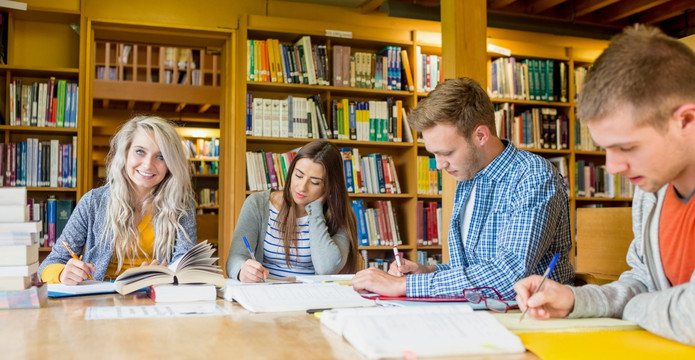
[61,239,94,280]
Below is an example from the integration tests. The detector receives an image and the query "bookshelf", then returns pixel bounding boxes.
[85,20,232,250]
[233,14,446,269]
[0,6,82,256]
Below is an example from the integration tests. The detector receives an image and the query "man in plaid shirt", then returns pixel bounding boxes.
[352,77,573,300]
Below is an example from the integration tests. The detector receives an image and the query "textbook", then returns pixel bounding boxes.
[147,284,217,302]
[114,241,225,295]
[321,304,525,359]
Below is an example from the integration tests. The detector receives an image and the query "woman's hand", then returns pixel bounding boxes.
[239,259,269,283]
[59,258,97,285]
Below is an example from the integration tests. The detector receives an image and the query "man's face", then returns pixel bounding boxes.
[422,122,484,182]
[587,106,687,193]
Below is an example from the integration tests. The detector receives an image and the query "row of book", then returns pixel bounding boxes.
[340,149,401,194]
[574,65,589,100]
[246,93,414,143]
[198,188,218,208]
[191,159,218,176]
[574,119,601,151]
[494,103,569,150]
[576,161,635,199]
[1,137,78,188]
[182,138,220,159]
[417,156,442,195]
[1,188,49,309]
[22,195,74,248]
[417,201,442,247]
[351,199,403,247]
[415,46,442,93]
[416,251,442,266]
[6,78,78,128]
[245,149,297,192]
[489,57,568,103]
[247,36,414,91]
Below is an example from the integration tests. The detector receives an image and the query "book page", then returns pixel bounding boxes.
[322,305,525,358]
[48,280,115,297]
[229,283,375,312]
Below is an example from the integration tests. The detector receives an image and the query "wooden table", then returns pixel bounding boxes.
[1,294,538,360]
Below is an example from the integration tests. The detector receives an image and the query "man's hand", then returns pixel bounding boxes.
[352,267,407,296]
[514,275,575,319]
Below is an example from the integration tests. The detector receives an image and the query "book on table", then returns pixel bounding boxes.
[147,284,217,302]
[321,304,525,359]
[114,240,225,295]
[47,280,116,298]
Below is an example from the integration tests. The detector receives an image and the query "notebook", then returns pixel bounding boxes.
[492,313,641,333]
[321,304,525,359]
[226,283,375,313]
[47,280,116,298]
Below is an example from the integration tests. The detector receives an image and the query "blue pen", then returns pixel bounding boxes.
[520,252,560,322]
[242,236,256,260]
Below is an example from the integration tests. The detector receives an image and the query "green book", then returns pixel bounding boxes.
[56,80,67,127]
[55,199,75,239]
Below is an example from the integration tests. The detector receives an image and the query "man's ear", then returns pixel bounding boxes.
[471,125,491,146]
[673,103,695,133]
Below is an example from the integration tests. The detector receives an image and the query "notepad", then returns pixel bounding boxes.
[226,283,375,313]
[492,313,641,333]
[47,280,116,298]
[321,304,525,359]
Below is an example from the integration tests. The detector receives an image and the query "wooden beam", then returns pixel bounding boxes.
[357,0,383,13]
[152,102,161,112]
[488,0,519,9]
[127,100,135,110]
[527,0,566,14]
[593,0,670,23]
[198,104,211,113]
[176,103,187,112]
[102,99,109,108]
[575,0,620,17]
[635,0,695,25]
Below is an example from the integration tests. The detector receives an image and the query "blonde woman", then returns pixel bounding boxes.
[39,116,197,284]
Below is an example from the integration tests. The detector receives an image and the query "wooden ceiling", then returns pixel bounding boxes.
[283,0,695,38]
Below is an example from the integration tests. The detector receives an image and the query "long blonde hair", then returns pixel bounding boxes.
[103,116,195,270]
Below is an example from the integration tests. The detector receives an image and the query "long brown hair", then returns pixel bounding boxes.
[276,139,361,273]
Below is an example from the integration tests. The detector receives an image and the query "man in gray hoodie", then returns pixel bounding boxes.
[514,24,695,346]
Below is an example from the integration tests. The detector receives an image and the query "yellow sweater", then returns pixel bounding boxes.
[41,213,155,283]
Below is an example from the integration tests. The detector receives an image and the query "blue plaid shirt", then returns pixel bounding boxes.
[406,141,573,300]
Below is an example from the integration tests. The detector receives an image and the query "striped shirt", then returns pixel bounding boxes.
[406,141,574,299]
[262,204,315,277]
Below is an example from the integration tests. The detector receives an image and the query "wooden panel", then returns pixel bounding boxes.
[92,80,221,105]
[197,213,219,247]
[576,207,633,281]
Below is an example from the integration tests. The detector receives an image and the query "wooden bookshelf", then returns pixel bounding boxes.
[85,20,232,251]
[1,6,83,252]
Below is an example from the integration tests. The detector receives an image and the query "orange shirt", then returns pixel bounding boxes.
[659,184,695,286]
[41,213,155,283]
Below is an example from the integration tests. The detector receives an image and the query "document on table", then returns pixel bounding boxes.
[227,283,375,313]
[48,280,116,297]
[492,313,641,333]
[321,304,525,359]
[85,303,227,320]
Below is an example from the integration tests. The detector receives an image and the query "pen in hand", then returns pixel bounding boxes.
[61,239,93,280]
[520,252,560,322]
[242,235,265,282]
[393,246,402,276]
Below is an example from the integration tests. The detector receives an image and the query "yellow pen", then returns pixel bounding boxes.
[62,239,94,280]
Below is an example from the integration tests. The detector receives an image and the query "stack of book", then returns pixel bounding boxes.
[0,187,47,309]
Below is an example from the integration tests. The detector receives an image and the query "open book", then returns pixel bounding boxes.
[114,241,225,295]
[321,304,525,359]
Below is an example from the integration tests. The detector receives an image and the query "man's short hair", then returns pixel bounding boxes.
[578,24,695,129]
[408,77,496,138]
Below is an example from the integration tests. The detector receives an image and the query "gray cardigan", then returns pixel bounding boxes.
[38,185,197,281]
[569,185,695,346]
[226,190,350,280]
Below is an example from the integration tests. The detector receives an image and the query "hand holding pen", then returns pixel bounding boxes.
[60,239,96,285]
[239,235,268,283]
[515,253,575,321]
